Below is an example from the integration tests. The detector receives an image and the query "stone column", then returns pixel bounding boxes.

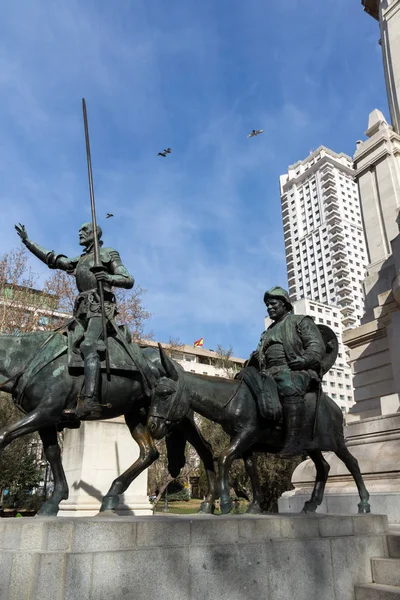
[59,418,152,517]
[352,109,400,319]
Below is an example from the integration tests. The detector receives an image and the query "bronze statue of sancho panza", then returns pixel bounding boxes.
[15,221,134,419]
[247,286,325,457]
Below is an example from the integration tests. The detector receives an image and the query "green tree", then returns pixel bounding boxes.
[0,393,43,508]
[214,344,240,378]
[197,415,300,512]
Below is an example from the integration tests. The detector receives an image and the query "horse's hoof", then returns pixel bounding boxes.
[357,502,371,514]
[220,499,233,514]
[246,503,261,515]
[301,500,318,514]
[36,502,59,517]
[199,502,215,515]
[96,509,119,517]
[99,496,119,512]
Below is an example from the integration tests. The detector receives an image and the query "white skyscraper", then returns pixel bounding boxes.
[279,146,369,412]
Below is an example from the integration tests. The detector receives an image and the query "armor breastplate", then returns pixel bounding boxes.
[75,253,99,292]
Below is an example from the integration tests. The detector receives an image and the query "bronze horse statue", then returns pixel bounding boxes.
[0,332,217,516]
[148,351,371,515]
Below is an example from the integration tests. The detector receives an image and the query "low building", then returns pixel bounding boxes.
[0,283,70,333]
[143,340,245,378]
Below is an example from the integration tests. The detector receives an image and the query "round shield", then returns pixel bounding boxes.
[317,324,339,376]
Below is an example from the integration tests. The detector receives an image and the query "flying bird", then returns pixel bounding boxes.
[157,147,172,157]
[106,213,114,219]
[247,129,264,138]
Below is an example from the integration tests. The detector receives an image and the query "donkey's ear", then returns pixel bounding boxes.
[158,343,179,382]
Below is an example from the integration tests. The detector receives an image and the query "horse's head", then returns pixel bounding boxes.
[148,343,188,439]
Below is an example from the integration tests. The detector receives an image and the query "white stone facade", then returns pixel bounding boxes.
[353,110,400,321]
[279,146,369,411]
[143,340,245,378]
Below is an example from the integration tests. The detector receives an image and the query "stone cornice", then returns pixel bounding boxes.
[343,319,386,348]
[354,146,396,177]
[353,130,400,176]
[382,0,400,21]
[362,0,379,21]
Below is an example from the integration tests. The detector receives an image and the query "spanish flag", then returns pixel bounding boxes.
[193,337,204,347]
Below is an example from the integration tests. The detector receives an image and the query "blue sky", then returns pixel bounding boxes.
[0,0,389,358]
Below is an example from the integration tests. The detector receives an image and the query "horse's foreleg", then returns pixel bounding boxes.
[99,417,159,514]
[243,450,264,514]
[36,427,68,517]
[179,416,217,514]
[218,429,258,514]
[335,443,370,514]
[302,450,330,514]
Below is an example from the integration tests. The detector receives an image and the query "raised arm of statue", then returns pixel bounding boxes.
[15,223,77,272]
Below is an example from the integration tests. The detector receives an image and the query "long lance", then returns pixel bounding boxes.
[82,98,111,378]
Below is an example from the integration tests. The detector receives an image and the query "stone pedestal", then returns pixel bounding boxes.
[0,514,391,600]
[59,418,152,517]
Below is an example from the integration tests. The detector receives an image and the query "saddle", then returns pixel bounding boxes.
[237,366,341,452]
[237,366,282,421]
[67,321,138,372]
[14,326,142,409]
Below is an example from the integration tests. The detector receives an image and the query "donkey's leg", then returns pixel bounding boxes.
[335,443,370,514]
[99,416,159,514]
[36,426,69,517]
[243,450,264,514]
[302,450,330,514]
[218,429,258,514]
[179,416,217,514]
[243,450,264,515]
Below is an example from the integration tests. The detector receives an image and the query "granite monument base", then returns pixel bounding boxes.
[0,513,392,600]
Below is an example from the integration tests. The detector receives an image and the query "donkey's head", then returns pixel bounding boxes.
[148,344,189,439]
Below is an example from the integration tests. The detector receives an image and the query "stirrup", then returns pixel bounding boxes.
[63,396,102,420]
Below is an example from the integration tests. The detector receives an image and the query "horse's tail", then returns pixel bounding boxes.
[166,427,187,478]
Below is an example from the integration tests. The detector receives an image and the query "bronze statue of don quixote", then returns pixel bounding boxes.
[0,101,371,518]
